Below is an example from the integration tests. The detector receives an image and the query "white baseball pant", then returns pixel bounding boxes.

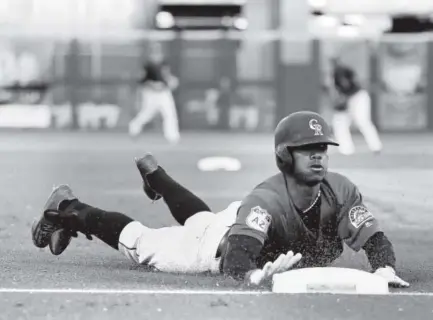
[118,201,241,274]
[129,87,180,143]
[332,89,382,155]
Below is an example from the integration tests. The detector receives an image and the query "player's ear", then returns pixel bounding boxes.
[276,154,293,173]
[275,144,293,173]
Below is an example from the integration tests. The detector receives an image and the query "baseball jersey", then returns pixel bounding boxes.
[227,171,381,269]
[333,65,361,97]
[141,60,169,86]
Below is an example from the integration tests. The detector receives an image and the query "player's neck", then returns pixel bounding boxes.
[284,174,321,211]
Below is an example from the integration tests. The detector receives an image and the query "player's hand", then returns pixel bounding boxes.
[248,251,302,286]
[374,266,410,288]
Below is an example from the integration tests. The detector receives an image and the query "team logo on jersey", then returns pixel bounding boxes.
[349,206,374,228]
[309,119,323,136]
[246,206,272,233]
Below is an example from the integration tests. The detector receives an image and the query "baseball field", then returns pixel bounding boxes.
[1,131,432,319]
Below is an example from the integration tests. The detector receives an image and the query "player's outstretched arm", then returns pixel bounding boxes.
[221,235,302,286]
[362,232,410,288]
[333,174,410,288]
[246,251,302,286]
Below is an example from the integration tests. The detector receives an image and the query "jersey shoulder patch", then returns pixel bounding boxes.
[349,206,374,228]
[245,206,272,233]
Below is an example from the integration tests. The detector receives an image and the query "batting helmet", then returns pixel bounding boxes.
[274,111,339,171]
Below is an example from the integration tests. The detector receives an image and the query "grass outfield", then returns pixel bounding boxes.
[1,131,433,319]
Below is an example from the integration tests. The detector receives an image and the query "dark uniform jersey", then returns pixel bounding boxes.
[227,171,380,270]
[333,65,361,97]
[140,60,169,86]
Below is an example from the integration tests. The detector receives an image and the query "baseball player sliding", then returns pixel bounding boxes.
[31,111,408,287]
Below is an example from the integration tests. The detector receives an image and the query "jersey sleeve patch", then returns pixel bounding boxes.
[245,206,272,233]
[349,206,374,228]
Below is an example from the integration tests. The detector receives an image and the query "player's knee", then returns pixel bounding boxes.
[118,221,148,264]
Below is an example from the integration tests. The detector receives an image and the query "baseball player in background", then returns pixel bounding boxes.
[128,42,180,144]
[31,111,408,287]
[330,58,382,155]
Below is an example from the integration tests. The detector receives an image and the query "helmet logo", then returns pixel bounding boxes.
[309,119,323,136]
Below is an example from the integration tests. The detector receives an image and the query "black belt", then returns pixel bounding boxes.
[215,229,230,258]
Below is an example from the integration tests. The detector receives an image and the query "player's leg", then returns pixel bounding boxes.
[128,88,159,137]
[159,89,180,144]
[57,199,134,250]
[41,186,219,273]
[350,90,382,153]
[32,185,134,255]
[120,213,224,273]
[332,109,355,155]
[135,153,211,226]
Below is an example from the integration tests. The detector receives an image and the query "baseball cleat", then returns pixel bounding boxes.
[135,153,162,201]
[49,227,73,256]
[31,184,77,249]
[44,208,93,256]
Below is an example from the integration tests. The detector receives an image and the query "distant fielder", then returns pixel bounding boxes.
[32,111,408,287]
[128,42,180,144]
[330,58,382,155]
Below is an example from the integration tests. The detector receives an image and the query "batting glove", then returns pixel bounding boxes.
[374,266,410,288]
[247,251,302,286]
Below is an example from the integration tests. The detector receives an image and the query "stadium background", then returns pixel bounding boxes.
[1,0,433,133]
[2,1,433,319]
